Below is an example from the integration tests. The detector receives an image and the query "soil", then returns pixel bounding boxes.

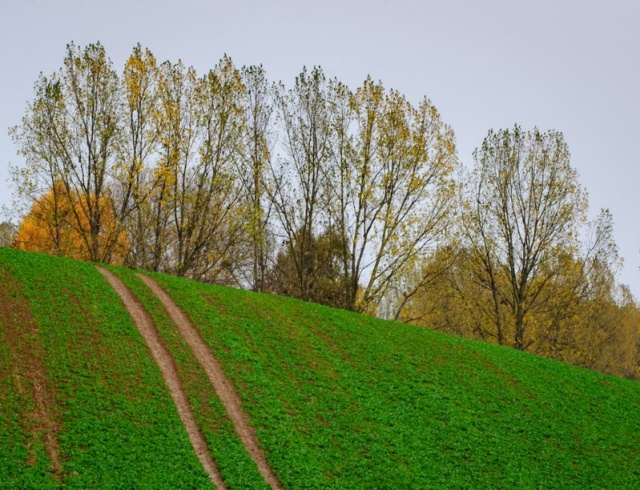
[96,267,226,489]
[0,267,62,480]
[137,273,283,490]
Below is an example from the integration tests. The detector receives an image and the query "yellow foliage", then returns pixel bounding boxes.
[14,182,128,265]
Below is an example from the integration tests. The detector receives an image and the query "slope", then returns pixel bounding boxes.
[1,247,639,488]
[150,269,640,489]
[0,248,212,488]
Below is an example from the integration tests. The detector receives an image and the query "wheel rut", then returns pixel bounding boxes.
[96,267,226,489]
[136,273,283,490]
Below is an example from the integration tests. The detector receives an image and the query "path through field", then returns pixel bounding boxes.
[96,267,226,490]
[137,274,283,490]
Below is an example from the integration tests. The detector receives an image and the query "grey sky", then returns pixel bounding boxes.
[1,0,639,294]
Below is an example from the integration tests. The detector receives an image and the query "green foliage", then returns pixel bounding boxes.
[266,227,351,309]
[108,266,268,489]
[0,317,58,488]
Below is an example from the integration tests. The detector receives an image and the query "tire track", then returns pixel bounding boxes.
[96,267,226,490]
[137,273,283,490]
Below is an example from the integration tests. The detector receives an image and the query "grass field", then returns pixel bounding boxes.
[109,267,268,489]
[1,246,639,488]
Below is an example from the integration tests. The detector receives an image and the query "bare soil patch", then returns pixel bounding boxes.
[0,268,62,480]
[96,267,226,489]
[137,273,283,490]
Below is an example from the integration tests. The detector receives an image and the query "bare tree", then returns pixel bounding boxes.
[267,67,335,301]
[238,65,275,291]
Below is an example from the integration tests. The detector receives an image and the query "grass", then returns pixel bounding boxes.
[0,264,59,488]
[108,266,268,489]
[1,246,639,488]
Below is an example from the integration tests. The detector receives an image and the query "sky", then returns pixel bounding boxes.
[1,0,639,294]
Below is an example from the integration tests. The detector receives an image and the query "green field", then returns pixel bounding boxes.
[1,247,639,488]
[0,248,211,488]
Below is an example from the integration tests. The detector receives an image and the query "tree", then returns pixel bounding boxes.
[118,44,161,269]
[238,65,275,291]
[265,227,351,309]
[404,231,639,379]
[13,182,128,263]
[267,67,335,302]
[328,77,457,316]
[11,42,123,263]
[151,56,246,281]
[0,221,17,247]
[461,126,588,350]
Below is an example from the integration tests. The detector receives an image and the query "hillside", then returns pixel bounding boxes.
[1,247,639,488]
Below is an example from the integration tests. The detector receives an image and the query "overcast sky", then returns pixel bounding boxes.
[1,0,639,294]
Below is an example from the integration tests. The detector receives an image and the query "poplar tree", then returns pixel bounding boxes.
[462,126,588,350]
[11,42,122,262]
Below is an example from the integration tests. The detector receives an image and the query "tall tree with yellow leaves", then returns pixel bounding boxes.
[461,126,588,350]
[118,44,161,269]
[151,56,246,281]
[328,77,457,316]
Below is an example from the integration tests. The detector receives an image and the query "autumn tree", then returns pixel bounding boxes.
[149,56,247,281]
[328,77,457,316]
[424,126,629,364]
[11,42,124,263]
[117,44,161,269]
[526,209,639,378]
[186,56,246,283]
[13,182,128,263]
[267,67,336,302]
[459,126,589,350]
[404,226,639,379]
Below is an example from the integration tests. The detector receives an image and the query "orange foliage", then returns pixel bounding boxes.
[14,182,128,264]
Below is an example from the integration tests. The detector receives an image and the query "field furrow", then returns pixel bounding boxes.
[138,273,283,489]
[97,266,226,489]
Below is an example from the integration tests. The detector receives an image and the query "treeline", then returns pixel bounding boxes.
[9,42,639,379]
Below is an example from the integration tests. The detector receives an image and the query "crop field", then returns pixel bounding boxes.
[0,248,211,487]
[153,271,640,489]
[108,267,268,489]
[1,246,639,488]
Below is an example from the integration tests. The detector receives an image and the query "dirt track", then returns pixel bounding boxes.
[137,273,283,490]
[0,267,62,479]
[96,267,226,489]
